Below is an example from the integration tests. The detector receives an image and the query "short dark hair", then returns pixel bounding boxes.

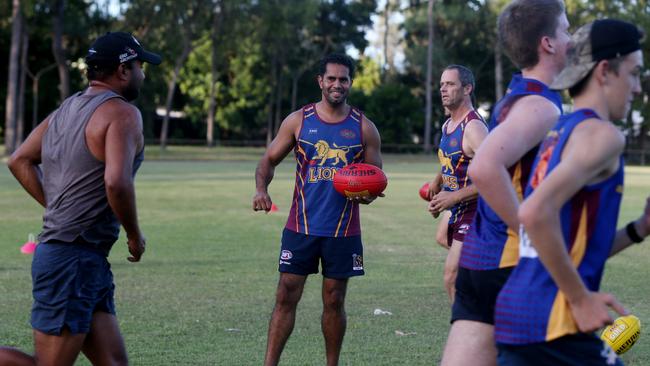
[498,0,566,69]
[568,56,625,98]
[318,53,355,79]
[444,64,475,95]
[86,60,135,82]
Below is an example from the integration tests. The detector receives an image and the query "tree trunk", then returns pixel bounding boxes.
[266,55,278,146]
[291,74,299,112]
[206,2,223,147]
[290,58,320,113]
[382,0,391,81]
[4,0,23,156]
[32,75,39,129]
[206,66,217,147]
[273,66,284,136]
[160,42,193,150]
[28,63,57,129]
[423,0,434,154]
[17,30,28,144]
[494,35,504,101]
[52,0,69,101]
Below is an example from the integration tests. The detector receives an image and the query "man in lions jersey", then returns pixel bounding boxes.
[427,65,488,302]
[253,53,382,366]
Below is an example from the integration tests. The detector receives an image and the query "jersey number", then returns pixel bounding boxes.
[519,225,539,258]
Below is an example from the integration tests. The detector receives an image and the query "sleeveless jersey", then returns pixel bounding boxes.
[494,109,624,345]
[437,109,485,224]
[285,104,364,237]
[39,90,144,255]
[459,74,563,270]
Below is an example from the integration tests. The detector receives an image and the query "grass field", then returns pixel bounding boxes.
[1,146,650,365]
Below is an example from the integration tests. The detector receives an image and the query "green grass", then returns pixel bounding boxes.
[1,146,649,365]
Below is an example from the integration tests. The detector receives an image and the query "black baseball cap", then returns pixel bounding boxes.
[86,31,162,66]
[551,19,644,90]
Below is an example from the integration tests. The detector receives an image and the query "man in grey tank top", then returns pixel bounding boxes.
[3,32,160,366]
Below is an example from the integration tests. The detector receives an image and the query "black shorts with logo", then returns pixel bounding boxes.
[279,228,364,279]
[451,266,513,324]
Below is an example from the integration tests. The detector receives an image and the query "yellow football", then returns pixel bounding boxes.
[601,315,641,355]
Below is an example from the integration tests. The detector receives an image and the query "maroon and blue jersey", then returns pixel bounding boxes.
[438,109,485,225]
[285,104,364,237]
[495,109,624,345]
[460,74,563,270]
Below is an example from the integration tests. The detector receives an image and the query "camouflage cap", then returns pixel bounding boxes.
[551,19,643,90]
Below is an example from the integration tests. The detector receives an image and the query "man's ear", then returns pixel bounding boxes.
[317,75,324,89]
[117,63,129,81]
[593,60,610,85]
[540,35,556,55]
[464,83,473,96]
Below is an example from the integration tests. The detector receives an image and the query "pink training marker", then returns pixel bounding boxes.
[270,203,279,212]
[20,234,37,255]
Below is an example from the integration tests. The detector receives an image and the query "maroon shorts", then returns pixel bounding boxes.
[446,205,476,246]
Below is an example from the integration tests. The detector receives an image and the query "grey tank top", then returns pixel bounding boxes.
[39,90,144,255]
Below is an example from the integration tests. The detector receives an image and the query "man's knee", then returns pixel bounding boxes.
[323,288,346,312]
[275,290,300,311]
[275,279,304,309]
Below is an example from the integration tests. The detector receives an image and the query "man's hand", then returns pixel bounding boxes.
[427,177,442,200]
[349,192,385,205]
[253,191,273,212]
[429,191,458,215]
[127,234,146,262]
[428,199,440,218]
[569,291,628,333]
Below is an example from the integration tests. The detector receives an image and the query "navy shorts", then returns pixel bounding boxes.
[31,242,115,335]
[498,333,623,366]
[279,228,364,279]
[451,266,513,324]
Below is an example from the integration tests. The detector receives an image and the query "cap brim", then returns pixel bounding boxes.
[139,50,162,65]
[550,61,596,90]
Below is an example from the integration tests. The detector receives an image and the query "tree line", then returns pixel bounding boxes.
[2,0,649,157]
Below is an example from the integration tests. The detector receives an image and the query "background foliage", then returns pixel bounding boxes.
[1,0,649,153]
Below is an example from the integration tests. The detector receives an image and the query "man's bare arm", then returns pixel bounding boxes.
[8,117,50,207]
[469,96,560,231]
[253,110,302,212]
[103,103,145,262]
[362,115,382,169]
[610,197,650,256]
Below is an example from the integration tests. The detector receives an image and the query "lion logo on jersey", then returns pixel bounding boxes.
[438,149,460,174]
[313,140,349,166]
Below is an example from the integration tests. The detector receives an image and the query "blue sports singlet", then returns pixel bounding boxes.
[438,109,485,225]
[285,104,364,237]
[460,74,563,270]
[495,109,624,344]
